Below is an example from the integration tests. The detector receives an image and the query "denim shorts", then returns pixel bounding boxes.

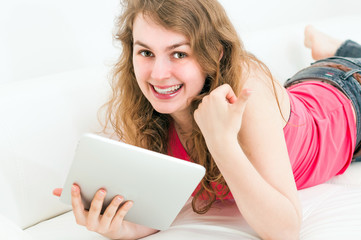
[284,56,361,161]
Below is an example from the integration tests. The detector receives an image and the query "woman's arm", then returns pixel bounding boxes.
[194,73,302,240]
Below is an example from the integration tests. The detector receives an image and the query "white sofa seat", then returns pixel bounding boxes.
[19,172,361,239]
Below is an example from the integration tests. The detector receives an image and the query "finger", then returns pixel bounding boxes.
[225,86,252,105]
[237,88,253,103]
[225,88,238,104]
[98,195,123,233]
[211,84,237,104]
[233,88,253,112]
[110,201,134,228]
[86,189,106,231]
[52,188,63,197]
[241,88,253,99]
[71,184,87,226]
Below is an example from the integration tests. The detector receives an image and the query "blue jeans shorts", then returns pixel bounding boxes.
[284,54,361,161]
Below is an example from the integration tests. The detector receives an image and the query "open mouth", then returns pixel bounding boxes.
[152,84,183,95]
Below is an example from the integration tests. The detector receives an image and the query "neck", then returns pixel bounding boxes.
[171,111,193,135]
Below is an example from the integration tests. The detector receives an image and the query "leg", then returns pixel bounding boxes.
[335,40,361,58]
[304,25,361,60]
[303,26,361,161]
[304,25,343,60]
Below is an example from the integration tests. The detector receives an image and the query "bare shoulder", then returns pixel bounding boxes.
[241,61,290,129]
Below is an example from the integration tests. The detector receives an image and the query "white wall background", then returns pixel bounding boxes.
[1,0,361,84]
[0,0,120,83]
[222,0,361,33]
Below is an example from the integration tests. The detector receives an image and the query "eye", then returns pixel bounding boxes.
[173,52,187,59]
[140,50,154,57]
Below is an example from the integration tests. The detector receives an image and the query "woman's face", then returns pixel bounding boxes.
[132,14,206,117]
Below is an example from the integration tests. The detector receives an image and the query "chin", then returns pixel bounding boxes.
[155,109,175,115]
[151,105,175,115]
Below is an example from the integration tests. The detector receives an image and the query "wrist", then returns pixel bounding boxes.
[206,136,240,161]
[118,221,158,240]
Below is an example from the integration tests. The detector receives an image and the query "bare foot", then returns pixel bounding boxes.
[304,25,343,60]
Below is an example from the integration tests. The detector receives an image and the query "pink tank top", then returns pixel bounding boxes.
[168,81,356,197]
[284,81,356,189]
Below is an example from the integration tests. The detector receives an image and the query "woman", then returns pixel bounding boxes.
[53,0,361,239]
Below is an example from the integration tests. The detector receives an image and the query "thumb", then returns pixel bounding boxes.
[240,88,253,100]
[233,88,253,109]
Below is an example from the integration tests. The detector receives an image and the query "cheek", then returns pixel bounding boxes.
[133,58,148,84]
[177,63,206,85]
[133,57,141,78]
[187,67,206,90]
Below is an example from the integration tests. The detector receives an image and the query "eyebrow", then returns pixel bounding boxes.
[134,40,190,51]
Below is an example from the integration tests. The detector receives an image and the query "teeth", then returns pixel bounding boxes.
[153,84,182,94]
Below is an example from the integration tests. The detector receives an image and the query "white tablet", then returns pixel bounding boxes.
[59,133,205,230]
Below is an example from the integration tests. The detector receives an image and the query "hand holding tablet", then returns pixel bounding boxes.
[59,133,205,230]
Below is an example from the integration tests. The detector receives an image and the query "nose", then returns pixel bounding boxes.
[151,56,171,81]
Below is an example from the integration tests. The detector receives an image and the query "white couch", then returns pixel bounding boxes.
[1,1,361,239]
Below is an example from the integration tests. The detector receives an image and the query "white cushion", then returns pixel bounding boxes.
[25,211,106,240]
[0,66,111,229]
[0,214,33,240]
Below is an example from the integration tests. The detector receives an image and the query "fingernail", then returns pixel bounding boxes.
[98,189,106,196]
[127,201,133,208]
[71,185,77,192]
[245,89,254,97]
[114,196,122,204]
